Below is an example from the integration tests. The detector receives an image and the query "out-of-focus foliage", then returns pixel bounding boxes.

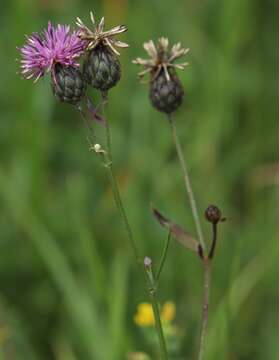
[0,0,278,359]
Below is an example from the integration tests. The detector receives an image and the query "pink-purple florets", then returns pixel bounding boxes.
[19,22,86,82]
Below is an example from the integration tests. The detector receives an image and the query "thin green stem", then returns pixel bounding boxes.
[198,259,211,360]
[101,95,168,358]
[145,265,168,360]
[156,231,171,282]
[104,123,141,264]
[168,114,212,360]
[151,293,168,360]
[109,162,140,263]
[98,92,140,264]
[76,105,97,145]
[168,114,206,251]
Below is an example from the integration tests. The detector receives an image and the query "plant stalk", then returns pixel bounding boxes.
[101,96,169,358]
[168,114,212,360]
[102,110,141,265]
[145,265,169,360]
[209,223,217,259]
[168,114,206,251]
[151,292,168,360]
[198,258,211,360]
[156,231,171,282]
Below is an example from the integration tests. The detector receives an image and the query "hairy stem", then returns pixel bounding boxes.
[198,259,211,360]
[168,114,206,251]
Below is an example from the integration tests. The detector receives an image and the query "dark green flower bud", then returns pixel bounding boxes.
[149,69,184,114]
[51,64,86,105]
[83,45,121,91]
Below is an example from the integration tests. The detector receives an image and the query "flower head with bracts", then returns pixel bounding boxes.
[133,37,189,82]
[18,22,87,105]
[133,37,189,114]
[76,11,129,55]
[76,12,129,91]
[19,22,86,82]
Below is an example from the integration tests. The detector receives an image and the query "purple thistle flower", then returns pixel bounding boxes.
[19,22,86,82]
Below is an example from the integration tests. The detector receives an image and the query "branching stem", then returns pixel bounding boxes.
[100,94,168,358]
[168,114,213,360]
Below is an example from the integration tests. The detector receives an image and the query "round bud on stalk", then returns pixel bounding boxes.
[83,45,121,91]
[150,68,184,114]
[133,37,189,114]
[76,12,129,91]
[205,205,222,224]
[51,64,86,105]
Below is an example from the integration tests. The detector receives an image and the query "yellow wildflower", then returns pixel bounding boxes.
[134,301,176,327]
[161,301,176,323]
[127,352,150,360]
[134,303,155,327]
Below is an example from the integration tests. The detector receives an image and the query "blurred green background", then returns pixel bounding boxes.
[0,0,279,359]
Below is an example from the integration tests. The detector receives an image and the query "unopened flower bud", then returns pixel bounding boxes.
[150,69,184,114]
[51,64,86,105]
[205,205,222,224]
[76,13,128,91]
[133,37,189,114]
[84,45,121,91]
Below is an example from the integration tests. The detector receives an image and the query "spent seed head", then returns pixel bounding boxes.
[133,37,189,82]
[76,11,129,55]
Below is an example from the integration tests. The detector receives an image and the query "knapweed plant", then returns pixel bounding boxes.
[18,12,225,360]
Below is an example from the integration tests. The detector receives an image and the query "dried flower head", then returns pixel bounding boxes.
[133,37,189,82]
[76,11,129,55]
[77,12,128,91]
[19,22,86,82]
[133,37,189,114]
